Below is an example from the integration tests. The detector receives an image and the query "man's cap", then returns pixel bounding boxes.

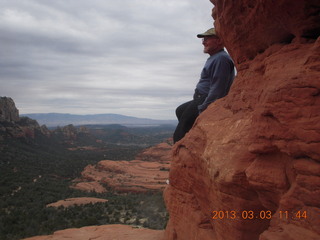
[197,28,218,38]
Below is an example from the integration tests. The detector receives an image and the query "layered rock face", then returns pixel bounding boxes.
[72,142,172,193]
[164,1,320,240]
[0,97,19,122]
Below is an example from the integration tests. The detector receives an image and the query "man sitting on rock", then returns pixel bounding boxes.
[173,28,235,143]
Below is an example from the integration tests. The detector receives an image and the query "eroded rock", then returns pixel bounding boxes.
[163,1,320,239]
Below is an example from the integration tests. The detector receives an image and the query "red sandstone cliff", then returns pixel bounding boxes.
[163,1,320,240]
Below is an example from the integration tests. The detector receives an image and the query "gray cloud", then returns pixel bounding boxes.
[0,0,214,120]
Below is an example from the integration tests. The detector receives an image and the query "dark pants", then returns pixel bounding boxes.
[173,91,207,143]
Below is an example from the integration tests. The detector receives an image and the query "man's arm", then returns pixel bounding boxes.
[198,56,234,113]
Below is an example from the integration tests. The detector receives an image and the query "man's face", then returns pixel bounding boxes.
[202,36,222,55]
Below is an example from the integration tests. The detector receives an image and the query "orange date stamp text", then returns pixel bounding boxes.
[211,210,307,220]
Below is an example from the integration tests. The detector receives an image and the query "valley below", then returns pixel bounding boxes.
[0,105,174,240]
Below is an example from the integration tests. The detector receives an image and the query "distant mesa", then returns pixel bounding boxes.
[0,96,176,144]
[22,113,177,127]
[0,98,90,142]
[0,96,177,128]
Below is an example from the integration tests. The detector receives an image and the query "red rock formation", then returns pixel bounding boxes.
[0,97,43,139]
[72,142,171,193]
[0,98,87,141]
[164,1,320,240]
[46,197,108,208]
[71,181,107,193]
[136,142,172,163]
[212,0,320,64]
[0,97,19,122]
[23,224,164,240]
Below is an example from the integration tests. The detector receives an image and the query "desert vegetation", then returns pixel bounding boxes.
[0,125,173,240]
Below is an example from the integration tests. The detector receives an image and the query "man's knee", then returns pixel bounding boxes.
[176,101,191,119]
[175,105,183,118]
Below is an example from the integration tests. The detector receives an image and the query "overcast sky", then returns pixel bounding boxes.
[1,0,214,120]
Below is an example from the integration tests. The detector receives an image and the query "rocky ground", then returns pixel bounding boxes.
[23,224,164,240]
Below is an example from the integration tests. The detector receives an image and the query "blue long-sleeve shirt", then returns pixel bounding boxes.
[196,50,235,112]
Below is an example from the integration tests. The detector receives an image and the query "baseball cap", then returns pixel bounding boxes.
[197,28,218,38]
